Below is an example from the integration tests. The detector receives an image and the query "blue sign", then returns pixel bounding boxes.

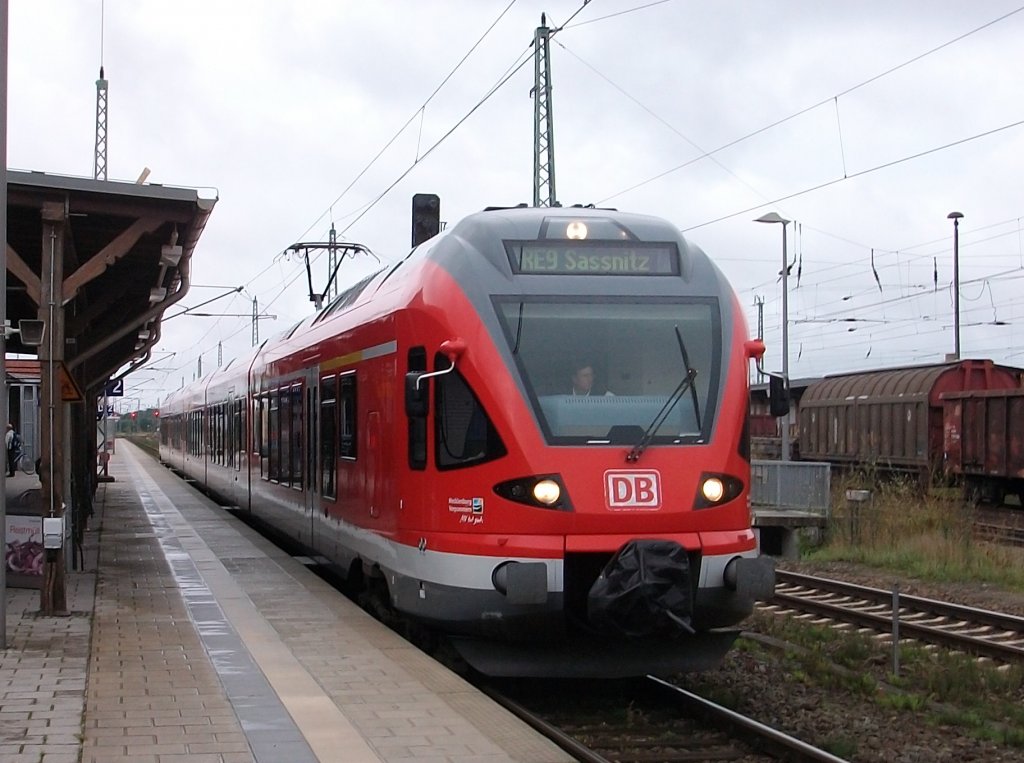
[105,379,124,397]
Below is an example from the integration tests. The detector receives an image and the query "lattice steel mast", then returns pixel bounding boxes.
[532,14,556,207]
[93,66,108,180]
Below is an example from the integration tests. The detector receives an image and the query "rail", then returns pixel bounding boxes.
[482,676,848,763]
[770,570,1024,663]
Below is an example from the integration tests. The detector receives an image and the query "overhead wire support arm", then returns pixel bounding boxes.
[164,285,244,320]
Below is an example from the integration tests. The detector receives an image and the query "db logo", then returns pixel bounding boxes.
[604,470,661,510]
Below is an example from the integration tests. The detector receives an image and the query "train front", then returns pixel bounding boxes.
[402,207,774,677]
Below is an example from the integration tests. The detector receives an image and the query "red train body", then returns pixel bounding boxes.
[159,207,774,677]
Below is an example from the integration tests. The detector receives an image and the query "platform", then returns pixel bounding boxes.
[1,442,572,762]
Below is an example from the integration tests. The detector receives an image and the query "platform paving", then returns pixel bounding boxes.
[1,444,572,762]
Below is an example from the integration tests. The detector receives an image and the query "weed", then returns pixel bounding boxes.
[822,735,858,758]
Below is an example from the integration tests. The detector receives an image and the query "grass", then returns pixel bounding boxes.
[739,615,1024,749]
[803,472,1024,592]
[730,475,1024,753]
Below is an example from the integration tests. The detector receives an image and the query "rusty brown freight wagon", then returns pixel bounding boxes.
[942,387,1024,504]
[797,360,1022,475]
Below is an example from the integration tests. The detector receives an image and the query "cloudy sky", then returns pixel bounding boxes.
[9,1,1024,406]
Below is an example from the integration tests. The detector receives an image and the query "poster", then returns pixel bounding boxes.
[6,515,43,588]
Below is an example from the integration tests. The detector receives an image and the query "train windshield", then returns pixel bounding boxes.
[495,298,720,445]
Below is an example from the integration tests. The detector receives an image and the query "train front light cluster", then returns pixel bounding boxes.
[694,472,743,509]
[494,475,571,510]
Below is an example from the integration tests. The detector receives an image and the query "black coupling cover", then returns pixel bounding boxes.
[587,539,694,639]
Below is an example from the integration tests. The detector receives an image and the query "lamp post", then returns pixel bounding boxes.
[755,212,791,461]
[947,211,963,360]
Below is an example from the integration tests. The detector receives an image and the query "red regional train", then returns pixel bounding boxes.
[159,206,775,677]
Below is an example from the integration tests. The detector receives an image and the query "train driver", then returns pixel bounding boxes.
[571,363,614,396]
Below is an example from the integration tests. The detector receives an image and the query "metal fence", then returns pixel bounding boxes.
[751,460,831,516]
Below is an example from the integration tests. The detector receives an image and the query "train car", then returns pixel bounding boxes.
[942,388,1024,505]
[160,206,775,677]
[797,360,1022,476]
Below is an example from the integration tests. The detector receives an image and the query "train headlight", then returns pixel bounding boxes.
[701,477,725,503]
[532,479,561,505]
[693,472,744,509]
[565,221,588,240]
[495,475,572,510]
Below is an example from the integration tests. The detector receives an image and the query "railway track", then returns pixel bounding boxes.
[766,570,1024,662]
[483,675,847,763]
[974,520,1024,547]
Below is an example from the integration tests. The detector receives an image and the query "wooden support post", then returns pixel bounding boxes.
[39,201,67,616]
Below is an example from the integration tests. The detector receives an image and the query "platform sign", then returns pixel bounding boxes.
[105,379,124,397]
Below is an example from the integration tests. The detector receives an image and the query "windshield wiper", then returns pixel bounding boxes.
[625,326,702,463]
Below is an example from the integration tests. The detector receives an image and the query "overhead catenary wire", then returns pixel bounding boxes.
[597,4,1024,207]
[146,3,1024,397]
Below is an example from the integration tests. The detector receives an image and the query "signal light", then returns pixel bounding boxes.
[153,409,159,417]
[411,193,441,248]
[130,412,137,419]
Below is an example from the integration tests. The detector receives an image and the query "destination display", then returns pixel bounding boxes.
[506,241,680,276]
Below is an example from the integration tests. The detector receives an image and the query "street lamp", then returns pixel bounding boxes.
[947,211,963,360]
[755,212,791,461]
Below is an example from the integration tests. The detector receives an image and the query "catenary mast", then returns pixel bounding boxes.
[532,14,556,207]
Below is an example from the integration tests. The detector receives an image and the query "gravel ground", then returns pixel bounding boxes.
[675,560,1024,763]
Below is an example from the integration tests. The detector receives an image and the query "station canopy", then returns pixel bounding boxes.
[6,170,216,399]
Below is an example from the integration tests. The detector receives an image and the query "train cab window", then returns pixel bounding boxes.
[408,347,427,470]
[495,298,721,446]
[434,358,506,470]
[339,373,357,459]
[320,376,337,499]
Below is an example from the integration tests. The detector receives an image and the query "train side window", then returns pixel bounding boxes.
[269,390,281,482]
[280,386,293,486]
[258,394,270,479]
[290,384,303,490]
[408,347,427,470]
[233,399,244,471]
[320,376,337,499]
[339,373,357,459]
[434,357,506,470]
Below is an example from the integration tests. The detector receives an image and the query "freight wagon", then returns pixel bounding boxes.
[797,360,1022,478]
[942,387,1024,505]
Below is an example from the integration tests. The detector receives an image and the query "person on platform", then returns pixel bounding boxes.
[6,423,22,477]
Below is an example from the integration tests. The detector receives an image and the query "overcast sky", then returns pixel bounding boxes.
[9,1,1024,406]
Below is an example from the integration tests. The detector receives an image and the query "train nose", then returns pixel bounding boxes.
[586,540,695,638]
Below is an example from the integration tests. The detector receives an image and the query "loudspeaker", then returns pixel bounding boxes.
[18,320,45,346]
